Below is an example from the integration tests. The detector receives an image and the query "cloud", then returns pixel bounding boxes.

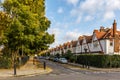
[70,0,120,23]
[66,0,79,6]
[63,29,82,42]
[48,27,83,48]
[105,0,120,11]
[48,28,61,38]
[103,11,115,21]
[48,28,62,48]
[84,15,94,21]
[48,21,73,48]
[57,7,63,14]
[76,16,82,24]
[80,0,104,14]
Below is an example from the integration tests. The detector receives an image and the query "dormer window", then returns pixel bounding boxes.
[93,41,99,47]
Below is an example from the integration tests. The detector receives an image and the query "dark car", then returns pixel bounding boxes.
[53,58,59,62]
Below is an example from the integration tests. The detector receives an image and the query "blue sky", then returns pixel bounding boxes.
[1,0,120,48]
[45,0,120,48]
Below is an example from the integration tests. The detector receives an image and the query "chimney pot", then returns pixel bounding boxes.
[113,19,117,37]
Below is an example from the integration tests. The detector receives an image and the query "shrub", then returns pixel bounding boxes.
[69,55,76,63]
[63,50,73,60]
[0,56,12,69]
[77,54,120,68]
[0,56,29,69]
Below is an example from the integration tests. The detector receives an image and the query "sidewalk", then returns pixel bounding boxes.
[0,57,52,78]
[68,62,120,73]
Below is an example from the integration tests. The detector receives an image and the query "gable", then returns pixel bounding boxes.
[82,37,86,44]
[76,40,80,46]
[92,33,98,41]
[72,40,77,47]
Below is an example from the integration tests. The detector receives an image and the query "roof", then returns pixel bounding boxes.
[94,27,120,40]
[94,29,107,40]
[71,40,77,47]
[84,35,92,43]
[78,36,83,45]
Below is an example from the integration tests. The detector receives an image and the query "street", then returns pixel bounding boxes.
[1,59,120,80]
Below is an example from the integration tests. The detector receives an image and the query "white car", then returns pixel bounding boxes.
[58,58,68,64]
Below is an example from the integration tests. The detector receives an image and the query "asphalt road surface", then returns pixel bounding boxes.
[1,59,120,80]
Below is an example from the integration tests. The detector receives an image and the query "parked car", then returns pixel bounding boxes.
[38,56,44,59]
[45,57,50,60]
[53,58,59,62]
[49,57,54,61]
[58,58,68,64]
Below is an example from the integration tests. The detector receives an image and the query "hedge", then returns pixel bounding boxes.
[0,56,29,69]
[0,56,12,69]
[76,54,120,68]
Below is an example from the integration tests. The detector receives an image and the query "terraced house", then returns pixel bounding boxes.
[48,20,120,55]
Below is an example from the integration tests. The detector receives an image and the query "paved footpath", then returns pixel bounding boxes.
[0,57,52,78]
[68,62,120,73]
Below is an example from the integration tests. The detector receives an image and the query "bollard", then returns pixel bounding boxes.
[33,57,35,65]
[14,61,16,75]
[87,61,90,69]
[82,64,84,68]
[43,61,46,70]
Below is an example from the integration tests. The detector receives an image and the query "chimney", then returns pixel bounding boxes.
[94,30,99,33]
[100,26,104,32]
[113,20,117,37]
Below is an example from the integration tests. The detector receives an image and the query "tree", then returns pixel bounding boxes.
[55,53,60,58]
[0,0,54,74]
[1,0,54,56]
[64,50,73,59]
[0,12,11,40]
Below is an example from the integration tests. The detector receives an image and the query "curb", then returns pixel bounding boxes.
[0,68,52,78]
[67,62,120,73]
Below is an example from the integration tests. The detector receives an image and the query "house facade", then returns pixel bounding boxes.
[48,20,120,55]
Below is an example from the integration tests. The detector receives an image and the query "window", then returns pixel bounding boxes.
[93,41,99,47]
[110,40,113,46]
[110,42,113,46]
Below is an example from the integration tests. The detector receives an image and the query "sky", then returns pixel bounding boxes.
[1,0,120,48]
[45,0,120,48]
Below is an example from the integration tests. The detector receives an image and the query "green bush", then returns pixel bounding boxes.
[63,50,74,61]
[76,54,120,68]
[0,56,12,69]
[0,56,29,69]
[69,55,76,63]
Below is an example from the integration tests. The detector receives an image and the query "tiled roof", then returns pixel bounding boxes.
[67,42,71,48]
[94,29,107,40]
[94,27,120,40]
[78,36,83,45]
[84,35,92,43]
[116,31,120,37]
[63,42,70,49]
[103,29,113,39]
[71,40,77,47]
